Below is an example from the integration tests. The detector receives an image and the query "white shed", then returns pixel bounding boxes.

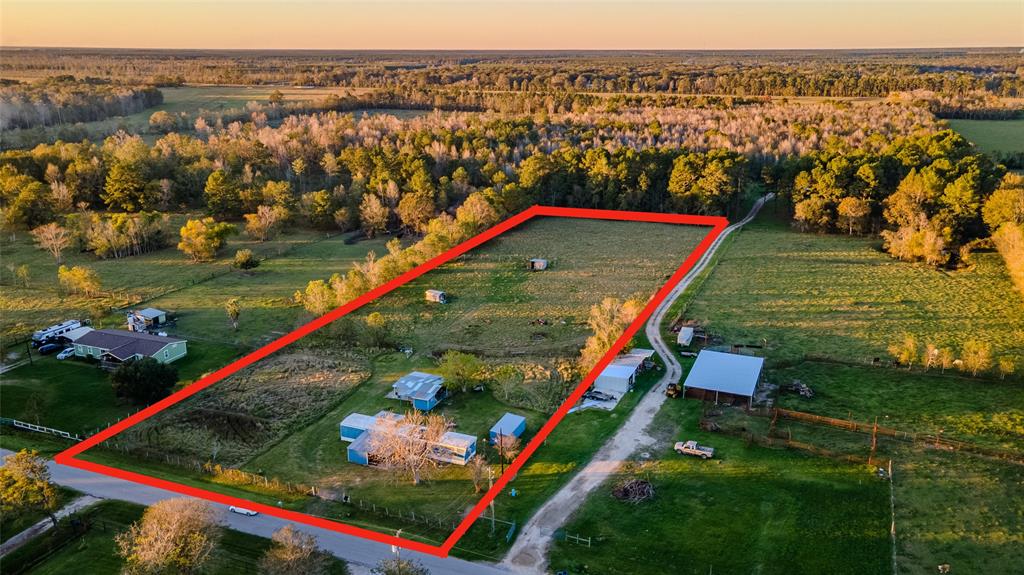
[677,327,694,346]
[425,289,448,303]
[527,258,548,271]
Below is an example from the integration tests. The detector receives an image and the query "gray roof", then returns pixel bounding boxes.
[392,371,444,401]
[491,412,526,436]
[75,329,185,361]
[683,350,764,397]
[136,308,166,319]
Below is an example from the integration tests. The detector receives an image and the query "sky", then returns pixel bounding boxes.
[1,0,1021,50]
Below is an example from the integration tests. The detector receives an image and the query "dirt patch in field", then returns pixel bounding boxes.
[125,352,370,465]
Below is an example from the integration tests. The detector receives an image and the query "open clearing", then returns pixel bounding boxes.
[549,208,1024,574]
[550,395,891,575]
[79,216,711,550]
[948,119,1024,154]
[686,211,1024,362]
[0,218,382,347]
[1,227,383,439]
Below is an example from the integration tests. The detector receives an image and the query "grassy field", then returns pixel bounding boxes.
[80,217,712,550]
[685,211,1024,363]
[548,205,1024,573]
[0,217,383,348]
[549,394,891,575]
[948,119,1024,154]
[773,361,1024,453]
[4,500,350,575]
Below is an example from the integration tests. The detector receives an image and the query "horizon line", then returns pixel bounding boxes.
[1,44,1020,53]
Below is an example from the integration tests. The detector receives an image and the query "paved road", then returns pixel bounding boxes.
[1,449,507,574]
[501,195,773,573]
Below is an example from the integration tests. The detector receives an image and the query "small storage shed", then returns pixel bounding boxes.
[677,327,695,346]
[127,308,167,332]
[527,258,548,271]
[425,289,448,303]
[431,432,478,465]
[682,350,764,408]
[347,432,373,466]
[392,371,446,411]
[339,412,382,441]
[490,412,527,443]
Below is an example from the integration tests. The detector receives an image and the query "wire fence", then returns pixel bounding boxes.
[749,407,1024,465]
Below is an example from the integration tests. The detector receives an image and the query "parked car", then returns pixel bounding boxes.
[229,506,258,516]
[56,348,75,360]
[674,440,715,459]
[38,343,63,355]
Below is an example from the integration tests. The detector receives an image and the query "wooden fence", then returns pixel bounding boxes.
[754,408,1024,465]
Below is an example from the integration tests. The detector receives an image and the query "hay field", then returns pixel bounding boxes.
[351,216,711,359]
[685,212,1024,363]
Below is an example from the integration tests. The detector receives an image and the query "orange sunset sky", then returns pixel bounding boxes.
[1,1,1021,50]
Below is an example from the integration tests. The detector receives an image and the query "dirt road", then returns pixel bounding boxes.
[501,194,772,574]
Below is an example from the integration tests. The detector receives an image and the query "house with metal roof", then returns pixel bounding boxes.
[339,411,477,466]
[682,350,764,408]
[73,329,187,364]
[390,371,446,411]
[489,412,527,443]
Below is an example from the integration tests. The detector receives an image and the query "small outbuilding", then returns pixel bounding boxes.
[527,258,548,271]
[490,412,527,443]
[391,371,447,411]
[127,308,168,332]
[425,289,448,304]
[677,327,695,347]
[682,350,764,408]
[594,348,656,396]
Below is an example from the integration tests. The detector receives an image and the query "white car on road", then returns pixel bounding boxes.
[229,506,259,516]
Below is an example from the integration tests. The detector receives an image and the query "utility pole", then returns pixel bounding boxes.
[392,529,402,560]
[488,468,496,533]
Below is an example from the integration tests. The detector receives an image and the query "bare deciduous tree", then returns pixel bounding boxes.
[368,411,451,486]
[30,222,72,265]
[468,455,489,494]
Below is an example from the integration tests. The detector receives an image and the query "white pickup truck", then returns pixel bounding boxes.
[674,440,715,459]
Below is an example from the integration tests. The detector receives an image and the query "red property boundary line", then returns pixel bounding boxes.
[55,205,728,557]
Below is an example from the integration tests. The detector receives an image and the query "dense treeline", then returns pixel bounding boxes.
[890,90,1023,120]
[2,48,1021,97]
[776,130,1007,265]
[0,76,163,130]
[0,99,935,233]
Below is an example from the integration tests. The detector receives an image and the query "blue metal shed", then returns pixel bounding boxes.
[339,413,378,442]
[490,412,527,443]
[347,433,372,466]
